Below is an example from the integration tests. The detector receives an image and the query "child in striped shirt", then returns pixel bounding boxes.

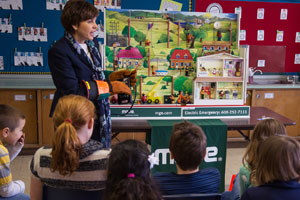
[0,104,29,199]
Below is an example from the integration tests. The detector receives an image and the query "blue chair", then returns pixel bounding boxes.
[42,185,103,200]
[163,193,221,200]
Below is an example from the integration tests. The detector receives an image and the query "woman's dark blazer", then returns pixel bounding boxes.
[48,37,100,116]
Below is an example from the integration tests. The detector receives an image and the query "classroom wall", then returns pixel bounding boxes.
[0,0,299,74]
[195,0,300,73]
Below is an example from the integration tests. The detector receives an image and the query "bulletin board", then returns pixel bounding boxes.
[0,0,191,74]
[195,0,300,73]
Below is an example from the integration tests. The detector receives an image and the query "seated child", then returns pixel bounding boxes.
[241,135,300,200]
[239,119,287,195]
[0,104,29,199]
[222,118,287,200]
[104,139,162,200]
[153,121,220,195]
[30,95,110,199]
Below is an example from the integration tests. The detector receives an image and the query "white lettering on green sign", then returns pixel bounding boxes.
[154,146,221,165]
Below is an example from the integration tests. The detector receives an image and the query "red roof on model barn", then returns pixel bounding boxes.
[170,49,193,60]
[117,46,143,59]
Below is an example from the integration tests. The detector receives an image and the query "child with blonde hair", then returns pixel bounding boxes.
[241,136,300,200]
[30,95,110,200]
[240,118,287,194]
[222,118,287,200]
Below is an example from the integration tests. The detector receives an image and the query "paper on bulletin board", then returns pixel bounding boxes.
[257,8,264,19]
[46,0,68,10]
[0,0,23,10]
[257,30,264,41]
[94,0,121,12]
[280,9,288,20]
[240,30,246,41]
[295,54,300,64]
[0,18,13,33]
[235,7,242,18]
[296,32,300,43]
[159,0,182,11]
[0,56,4,70]
[276,30,284,42]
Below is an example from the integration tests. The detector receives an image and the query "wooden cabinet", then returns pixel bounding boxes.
[251,89,300,137]
[40,90,55,145]
[0,89,38,146]
[228,88,300,138]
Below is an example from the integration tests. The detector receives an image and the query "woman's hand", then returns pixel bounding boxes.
[109,69,137,87]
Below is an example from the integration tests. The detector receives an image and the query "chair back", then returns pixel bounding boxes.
[42,185,103,200]
[163,193,221,200]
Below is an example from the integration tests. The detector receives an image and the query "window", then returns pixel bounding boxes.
[184,54,188,59]
[210,46,214,50]
[176,54,180,59]
[203,46,207,50]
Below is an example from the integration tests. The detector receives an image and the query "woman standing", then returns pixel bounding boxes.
[48,0,136,148]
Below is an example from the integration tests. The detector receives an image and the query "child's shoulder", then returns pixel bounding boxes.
[0,142,8,155]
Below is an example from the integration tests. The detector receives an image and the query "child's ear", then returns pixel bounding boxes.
[1,127,9,138]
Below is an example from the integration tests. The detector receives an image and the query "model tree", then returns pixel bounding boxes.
[105,46,114,63]
[122,25,136,37]
[158,33,173,43]
[163,76,172,86]
[134,31,146,45]
[174,75,188,93]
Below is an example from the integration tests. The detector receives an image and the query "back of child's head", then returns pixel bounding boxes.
[243,119,287,184]
[251,118,287,141]
[169,121,206,171]
[50,94,95,176]
[255,136,300,185]
[105,139,161,200]
[0,104,25,132]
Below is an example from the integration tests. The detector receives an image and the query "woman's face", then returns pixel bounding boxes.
[72,17,97,44]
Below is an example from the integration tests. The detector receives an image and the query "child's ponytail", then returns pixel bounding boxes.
[50,119,82,175]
